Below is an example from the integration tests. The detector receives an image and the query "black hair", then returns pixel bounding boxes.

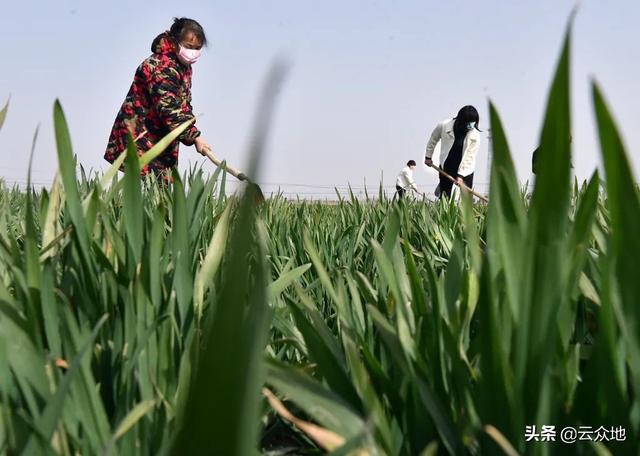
[168,17,208,47]
[407,160,417,167]
[453,105,480,135]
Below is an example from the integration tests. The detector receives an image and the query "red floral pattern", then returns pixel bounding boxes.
[104,32,200,174]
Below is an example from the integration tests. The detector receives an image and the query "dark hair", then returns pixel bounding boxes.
[407,160,416,167]
[169,17,208,47]
[453,105,480,135]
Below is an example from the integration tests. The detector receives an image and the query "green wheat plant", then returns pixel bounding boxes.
[0,15,639,456]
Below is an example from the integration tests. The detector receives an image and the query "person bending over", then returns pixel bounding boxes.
[424,105,481,198]
[396,160,420,199]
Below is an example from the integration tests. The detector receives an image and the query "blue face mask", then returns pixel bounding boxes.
[466,122,475,131]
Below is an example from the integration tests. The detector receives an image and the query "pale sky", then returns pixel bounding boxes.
[1,0,638,198]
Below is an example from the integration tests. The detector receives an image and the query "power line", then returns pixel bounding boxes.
[0,175,492,200]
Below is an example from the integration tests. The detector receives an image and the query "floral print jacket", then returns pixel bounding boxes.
[104,32,200,174]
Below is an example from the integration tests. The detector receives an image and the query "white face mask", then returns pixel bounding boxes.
[177,45,202,65]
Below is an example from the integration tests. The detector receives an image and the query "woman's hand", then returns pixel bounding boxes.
[194,136,212,156]
[456,176,464,187]
[424,157,433,167]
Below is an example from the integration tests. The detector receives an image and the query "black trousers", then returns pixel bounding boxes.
[395,185,406,199]
[438,173,474,198]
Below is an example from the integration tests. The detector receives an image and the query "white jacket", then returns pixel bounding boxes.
[396,166,419,192]
[425,118,481,177]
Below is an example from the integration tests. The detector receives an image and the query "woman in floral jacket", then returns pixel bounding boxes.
[104,18,211,176]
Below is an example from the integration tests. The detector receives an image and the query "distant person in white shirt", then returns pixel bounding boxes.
[395,160,420,199]
[424,105,481,198]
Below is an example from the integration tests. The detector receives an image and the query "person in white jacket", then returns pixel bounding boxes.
[424,105,481,198]
[395,160,420,199]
